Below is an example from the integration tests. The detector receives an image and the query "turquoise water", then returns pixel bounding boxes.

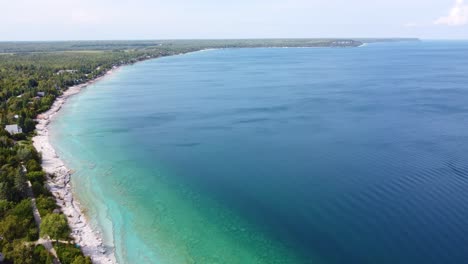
[51,42,468,264]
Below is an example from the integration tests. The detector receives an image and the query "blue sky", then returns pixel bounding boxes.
[1,0,467,40]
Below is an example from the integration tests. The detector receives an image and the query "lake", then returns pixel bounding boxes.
[51,41,468,263]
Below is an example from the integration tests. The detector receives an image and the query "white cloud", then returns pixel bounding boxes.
[434,0,468,26]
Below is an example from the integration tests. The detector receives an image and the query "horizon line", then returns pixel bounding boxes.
[0,37,426,42]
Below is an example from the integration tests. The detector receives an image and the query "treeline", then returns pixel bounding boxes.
[0,38,369,53]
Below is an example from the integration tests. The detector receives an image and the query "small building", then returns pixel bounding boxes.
[57,69,78,75]
[5,124,22,135]
[14,114,19,119]
[37,91,45,97]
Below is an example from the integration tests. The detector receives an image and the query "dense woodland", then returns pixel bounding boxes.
[0,39,368,53]
[0,39,417,263]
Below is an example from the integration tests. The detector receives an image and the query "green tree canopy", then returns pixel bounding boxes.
[6,241,34,264]
[71,255,92,264]
[40,213,69,242]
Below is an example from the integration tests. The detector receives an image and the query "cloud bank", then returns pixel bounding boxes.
[434,0,468,26]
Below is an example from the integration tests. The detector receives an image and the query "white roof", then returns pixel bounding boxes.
[5,124,22,134]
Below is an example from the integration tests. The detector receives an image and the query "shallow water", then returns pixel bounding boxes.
[51,41,468,264]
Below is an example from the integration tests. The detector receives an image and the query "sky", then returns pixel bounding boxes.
[0,0,467,40]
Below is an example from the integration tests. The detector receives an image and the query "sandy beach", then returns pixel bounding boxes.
[32,70,119,264]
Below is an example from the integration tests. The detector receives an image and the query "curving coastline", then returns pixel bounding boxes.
[32,69,119,264]
[28,44,371,263]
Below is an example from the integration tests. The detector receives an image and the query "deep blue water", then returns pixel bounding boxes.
[51,41,468,263]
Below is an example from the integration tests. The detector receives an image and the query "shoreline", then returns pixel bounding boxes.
[29,49,214,263]
[32,69,120,264]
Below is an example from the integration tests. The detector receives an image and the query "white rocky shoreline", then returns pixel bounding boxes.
[32,69,119,264]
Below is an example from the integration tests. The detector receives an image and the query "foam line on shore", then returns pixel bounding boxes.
[32,69,119,264]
